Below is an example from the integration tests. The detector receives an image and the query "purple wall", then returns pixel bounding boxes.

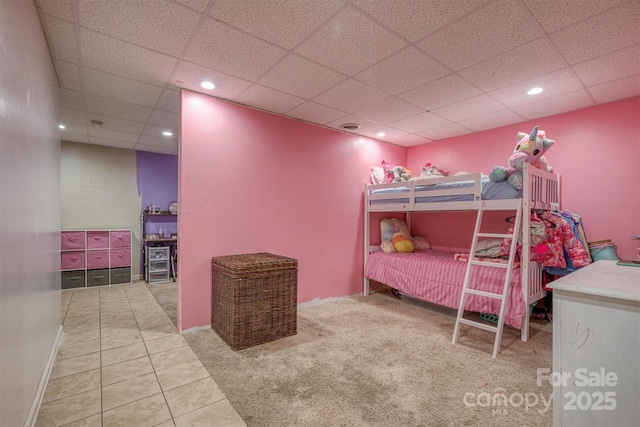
[136,151,179,237]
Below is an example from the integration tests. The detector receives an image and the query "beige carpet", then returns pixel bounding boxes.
[146,282,553,427]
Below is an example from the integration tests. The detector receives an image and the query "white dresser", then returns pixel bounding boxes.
[546,260,640,427]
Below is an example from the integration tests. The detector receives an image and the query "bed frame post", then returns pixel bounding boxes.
[364,183,370,296]
[521,164,532,342]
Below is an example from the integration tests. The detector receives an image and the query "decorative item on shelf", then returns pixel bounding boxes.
[171,233,177,240]
[147,233,159,241]
[152,205,160,214]
[168,201,178,214]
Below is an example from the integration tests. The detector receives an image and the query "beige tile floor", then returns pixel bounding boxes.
[36,281,246,427]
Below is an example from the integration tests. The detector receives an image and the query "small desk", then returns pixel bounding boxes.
[546,260,640,427]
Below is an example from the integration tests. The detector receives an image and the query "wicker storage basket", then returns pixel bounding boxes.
[211,253,298,350]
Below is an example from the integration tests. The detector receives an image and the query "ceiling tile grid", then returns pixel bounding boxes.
[34,0,638,154]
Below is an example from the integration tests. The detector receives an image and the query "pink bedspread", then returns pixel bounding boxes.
[365,249,525,329]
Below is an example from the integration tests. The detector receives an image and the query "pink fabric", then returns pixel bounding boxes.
[86,250,109,269]
[110,249,131,267]
[61,251,85,270]
[365,249,525,329]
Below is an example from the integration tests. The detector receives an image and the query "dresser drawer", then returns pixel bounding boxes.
[61,231,86,250]
[61,270,85,289]
[87,231,109,249]
[110,249,131,267]
[87,269,109,287]
[110,230,131,248]
[110,267,131,284]
[61,251,85,270]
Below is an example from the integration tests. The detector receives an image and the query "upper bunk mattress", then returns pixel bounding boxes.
[371,176,519,203]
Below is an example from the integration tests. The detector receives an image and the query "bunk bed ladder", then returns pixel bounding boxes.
[452,203,523,358]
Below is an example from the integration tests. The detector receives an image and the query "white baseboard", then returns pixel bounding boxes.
[24,325,63,427]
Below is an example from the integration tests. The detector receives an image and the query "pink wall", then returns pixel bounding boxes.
[178,90,406,331]
[407,96,640,260]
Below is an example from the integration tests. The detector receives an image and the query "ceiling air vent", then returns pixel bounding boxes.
[89,119,103,128]
[339,123,361,131]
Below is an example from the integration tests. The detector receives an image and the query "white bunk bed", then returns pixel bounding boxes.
[363,163,561,349]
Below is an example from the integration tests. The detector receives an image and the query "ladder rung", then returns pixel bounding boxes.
[464,288,505,299]
[476,232,513,239]
[470,259,509,269]
[459,318,498,333]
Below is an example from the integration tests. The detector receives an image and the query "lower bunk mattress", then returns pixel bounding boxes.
[364,249,526,329]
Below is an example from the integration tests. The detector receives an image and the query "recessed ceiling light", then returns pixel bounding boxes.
[201,81,215,90]
[58,124,66,130]
[162,131,173,137]
[527,87,543,95]
[376,132,386,137]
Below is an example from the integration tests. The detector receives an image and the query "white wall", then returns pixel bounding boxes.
[61,141,142,277]
[0,1,62,426]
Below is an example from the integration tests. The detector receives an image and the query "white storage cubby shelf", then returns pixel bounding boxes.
[61,229,132,289]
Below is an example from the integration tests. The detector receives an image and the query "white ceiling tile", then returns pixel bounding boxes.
[588,75,640,104]
[386,134,434,147]
[61,134,90,144]
[355,47,450,95]
[88,137,136,150]
[143,124,178,141]
[352,0,486,42]
[355,97,423,124]
[56,60,82,91]
[40,14,77,62]
[137,135,179,149]
[60,108,87,125]
[325,114,381,132]
[572,45,640,87]
[390,111,451,134]
[285,101,348,125]
[208,0,343,49]
[156,89,180,114]
[513,90,595,120]
[259,55,346,98]
[88,127,139,143]
[312,79,389,113]
[80,29,178,86]
[184,18,288,81]
[134,144,178,155]
[418,0,545,71]
[523,0,628,33]
[77,0,200,57]
[418,124,472,141]
[172,61,252,101]
[458,109,525,132]
[550,2,640,65]
[60,89,86,111]
[398,74,482,111]
[84,95,153,123]
[235,85,305,114]
[431,95,506,122]
[148,110,180,130]
[489,68,585,107]
[358,125,409,141]
[459,38,566,91]
[82,68,163,108]
[36,0,74,21]
[295,6,407,75]
[87,114,145,134]
[176,0,210,13]
[60,123,88,136]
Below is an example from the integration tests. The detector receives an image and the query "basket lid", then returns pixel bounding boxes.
[212,252,298,273]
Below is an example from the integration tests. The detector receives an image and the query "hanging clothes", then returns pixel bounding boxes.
[539,211,590,275]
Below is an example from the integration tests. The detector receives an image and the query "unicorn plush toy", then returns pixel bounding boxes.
[489,125,554,190]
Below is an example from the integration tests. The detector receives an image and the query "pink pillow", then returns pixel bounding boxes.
[381,160,396,183]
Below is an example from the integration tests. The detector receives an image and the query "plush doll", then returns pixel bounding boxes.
[420,162,448,178]
[489,125,554,190]
[382,160,415,182]
[379,218,430,253]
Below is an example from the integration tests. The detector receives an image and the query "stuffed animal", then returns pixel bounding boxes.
[489,125,554,190]
[381,160,415,182]
[420,162,447,178]
[379,218,430,253]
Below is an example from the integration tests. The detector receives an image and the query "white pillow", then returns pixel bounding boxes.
[370,166,385,185]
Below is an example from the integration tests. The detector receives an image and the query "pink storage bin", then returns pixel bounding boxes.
[110,231,131,248]
[61,251,85,270]
[61,231,86,250]
[110,249,131,267]
[87,250,109,269]
[87,231,109,249]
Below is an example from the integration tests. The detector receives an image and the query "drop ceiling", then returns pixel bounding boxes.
[36,0,640,154]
